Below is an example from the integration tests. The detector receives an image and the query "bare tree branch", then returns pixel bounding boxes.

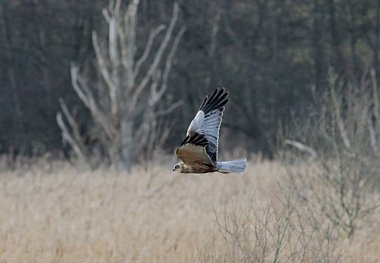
[56,113,86,162]
[134,25,166,81]
[151,26,186,106]
[108,13,119,68]
[371,69,380,121]
[328,69,351,150]
[209,10,222,58]
[367,117,379,156]
[132,2,180,107]
[284,139,318,159]
[121,0,139,88]
[370,69,379,155]
[70,64,115,139]
[156,100,183,116]
[58,98,87,154]
[92,32,119,116]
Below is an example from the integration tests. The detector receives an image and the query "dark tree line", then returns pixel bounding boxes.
[1,0,380,159]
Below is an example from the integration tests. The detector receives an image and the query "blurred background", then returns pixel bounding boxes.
[1,0,380,167]
[2,2,380,261]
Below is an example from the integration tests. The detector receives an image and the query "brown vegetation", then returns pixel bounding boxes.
[0,158,379,262]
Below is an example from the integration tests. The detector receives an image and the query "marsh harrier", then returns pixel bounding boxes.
[173,88,247,174]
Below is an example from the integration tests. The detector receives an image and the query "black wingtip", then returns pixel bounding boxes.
[180,133,208,147]
[199,88,229,114]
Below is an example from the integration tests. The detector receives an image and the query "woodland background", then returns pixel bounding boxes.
[2,0,380,162]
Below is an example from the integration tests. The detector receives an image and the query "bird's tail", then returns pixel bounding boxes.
[216,158,247,173]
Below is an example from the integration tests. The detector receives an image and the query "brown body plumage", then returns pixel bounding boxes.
[173,162,216,173]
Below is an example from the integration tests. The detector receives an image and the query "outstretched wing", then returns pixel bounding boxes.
[175,133,214,166]
[183,88,229,163]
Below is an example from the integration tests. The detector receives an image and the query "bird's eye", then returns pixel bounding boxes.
[175,164,179,169]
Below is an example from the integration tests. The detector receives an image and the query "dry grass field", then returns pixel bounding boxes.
[0,157,379,263]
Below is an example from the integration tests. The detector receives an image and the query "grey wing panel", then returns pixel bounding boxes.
[185,88,229,163]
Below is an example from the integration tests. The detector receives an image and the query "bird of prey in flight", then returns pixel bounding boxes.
[173,88,247,174]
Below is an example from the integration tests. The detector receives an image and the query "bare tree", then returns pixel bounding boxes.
[57,0,185,169]
[285,68,380,239]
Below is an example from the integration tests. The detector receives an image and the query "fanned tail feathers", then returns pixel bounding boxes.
[216,158,247,173]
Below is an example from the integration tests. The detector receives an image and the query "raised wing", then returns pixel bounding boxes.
[175,133,214,166]
[184,88,229,163]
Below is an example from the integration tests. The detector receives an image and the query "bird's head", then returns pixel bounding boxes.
[173,162,183,172]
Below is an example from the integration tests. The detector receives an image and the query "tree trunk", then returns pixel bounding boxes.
[120,119,133,170]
